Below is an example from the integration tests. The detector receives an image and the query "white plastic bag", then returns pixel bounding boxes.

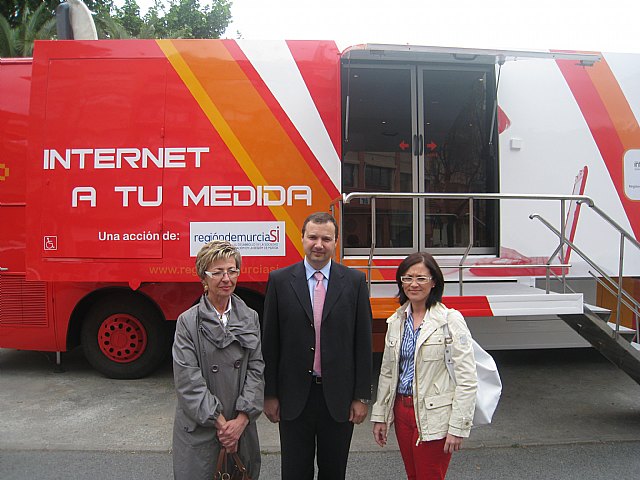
[468,338,502,426]
[443,324,502,426]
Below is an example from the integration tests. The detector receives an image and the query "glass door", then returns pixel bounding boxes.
[342,65,418,254]
[342,60,498,256]
[418,67,497,254]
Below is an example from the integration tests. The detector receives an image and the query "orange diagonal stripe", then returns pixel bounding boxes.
[157,40,335,256]
[586,59,640,149]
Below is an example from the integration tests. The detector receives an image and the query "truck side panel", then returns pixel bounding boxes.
[26,39,342,284]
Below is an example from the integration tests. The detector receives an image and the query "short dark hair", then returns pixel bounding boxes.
[302,212,339,239]
[396,252,444,309]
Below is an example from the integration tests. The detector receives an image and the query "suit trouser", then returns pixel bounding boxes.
[394,394,451,480]
[279,382,354,480]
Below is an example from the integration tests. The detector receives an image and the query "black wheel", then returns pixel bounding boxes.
[81,294,168,379]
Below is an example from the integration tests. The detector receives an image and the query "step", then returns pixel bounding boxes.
[369,281,584,319]
[583,303,636,340]
[606,322,636,335]
[584,303,611,322]
[560,310,640,385]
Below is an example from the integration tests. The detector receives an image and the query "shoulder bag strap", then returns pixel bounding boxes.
[442,319,457,386]
[195,310,213,392]
[214,448,227,479]
[231,451,251,479]
[234,310,251,400]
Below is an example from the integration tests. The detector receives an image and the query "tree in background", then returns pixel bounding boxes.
[0,1,64,28]
[112,0,143,37]
[0,2,57,56]
[158,0,231,39]
[0,0,232,55]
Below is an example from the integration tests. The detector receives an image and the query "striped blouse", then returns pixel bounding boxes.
[397,307,421,395]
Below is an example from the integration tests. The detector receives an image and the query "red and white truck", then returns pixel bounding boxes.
[1,39,639,378]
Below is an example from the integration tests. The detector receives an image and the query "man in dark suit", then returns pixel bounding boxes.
[262,212,373,480]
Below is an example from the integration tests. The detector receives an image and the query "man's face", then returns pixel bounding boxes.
[302,221,337,270]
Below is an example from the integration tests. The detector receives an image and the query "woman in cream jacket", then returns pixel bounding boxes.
[371,252,477,480]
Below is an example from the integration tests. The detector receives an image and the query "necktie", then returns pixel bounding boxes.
[313,271,326,376]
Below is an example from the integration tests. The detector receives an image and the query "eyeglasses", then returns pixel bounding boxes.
[400,275,432,285]
[205,268,240,279]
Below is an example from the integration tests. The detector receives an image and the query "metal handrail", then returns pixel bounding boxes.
[349,262,571,296]
[577,201,640,342]
[580,201,640,250]
[589,272,639,327]
[339,191,591,282]
[531,213,640,340]
[332,190,639,342]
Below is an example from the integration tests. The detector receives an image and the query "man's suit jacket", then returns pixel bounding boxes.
[262,260,373,423]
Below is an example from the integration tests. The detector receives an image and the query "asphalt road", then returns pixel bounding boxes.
[2,442,640,480]
[1,346,640,479]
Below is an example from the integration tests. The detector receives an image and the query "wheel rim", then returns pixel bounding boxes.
[97,314,148,363]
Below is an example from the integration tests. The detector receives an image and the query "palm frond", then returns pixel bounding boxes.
[95,15,130,40]
[0,14,17,57]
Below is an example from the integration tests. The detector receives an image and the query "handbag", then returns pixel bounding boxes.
[214,448,252,480]
[442,323,502,426]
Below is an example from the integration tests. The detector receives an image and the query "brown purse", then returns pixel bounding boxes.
[214,448,252,480]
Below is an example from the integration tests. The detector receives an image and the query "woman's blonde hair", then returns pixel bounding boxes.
[195,240,242,280]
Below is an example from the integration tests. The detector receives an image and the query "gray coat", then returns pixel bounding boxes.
[172,294,264,480]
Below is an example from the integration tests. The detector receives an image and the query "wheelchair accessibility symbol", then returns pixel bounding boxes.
[44,236,58,251]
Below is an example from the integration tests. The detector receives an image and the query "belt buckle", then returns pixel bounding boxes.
[313,376,322,384]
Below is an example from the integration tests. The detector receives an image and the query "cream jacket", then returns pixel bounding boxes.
[371,301,477,441]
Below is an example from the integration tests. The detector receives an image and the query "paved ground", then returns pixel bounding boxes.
[1,346,640,478]
[3,442,640,479]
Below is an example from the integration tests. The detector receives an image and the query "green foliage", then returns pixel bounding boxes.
[113,0,143,37]
[157,0,232,39]
[96,13,131,39]
[1,2,59,28]
[0,2,113,29]
[0,2,56,57]
[0,0,233,56]
[0,15,18,57]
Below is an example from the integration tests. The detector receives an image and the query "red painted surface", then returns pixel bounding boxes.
[1,40,341,357]
[556,55,640,238]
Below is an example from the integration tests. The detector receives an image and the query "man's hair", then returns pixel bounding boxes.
[301,212,339,239]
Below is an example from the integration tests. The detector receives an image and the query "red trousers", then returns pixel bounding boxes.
[393,395,452,480]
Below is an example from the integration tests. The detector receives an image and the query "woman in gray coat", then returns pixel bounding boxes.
[172,240,264,480]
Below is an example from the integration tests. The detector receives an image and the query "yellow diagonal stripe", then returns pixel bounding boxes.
[157,39,304,257]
